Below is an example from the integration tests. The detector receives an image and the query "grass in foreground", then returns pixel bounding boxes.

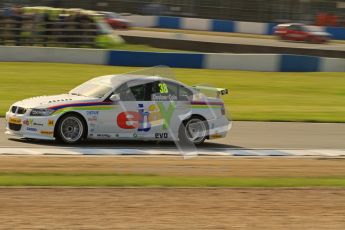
[0,173,345,187]
[0,62,344,122]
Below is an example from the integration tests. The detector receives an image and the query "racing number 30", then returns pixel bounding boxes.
[159,83,168,94]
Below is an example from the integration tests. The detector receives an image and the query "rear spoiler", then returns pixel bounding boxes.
[192,85,229,98]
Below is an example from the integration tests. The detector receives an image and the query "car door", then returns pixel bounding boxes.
[112,79,156,139]
[113,79,181,140]
[91,79,145,137]
[149,80,193,140]
[288,25,305,41]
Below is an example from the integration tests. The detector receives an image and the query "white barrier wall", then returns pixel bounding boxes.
[0,46,344,72]
[204,54,280,71]
[124,15,157,27]
[181,18,212,31]
[0,46,108,65]
[320,58,345,72]
[234,21,268,34]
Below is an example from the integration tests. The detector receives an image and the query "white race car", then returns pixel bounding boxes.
[6,74,230,145]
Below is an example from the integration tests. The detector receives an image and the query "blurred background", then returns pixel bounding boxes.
[0,0,344,58]
[0,0,344,26]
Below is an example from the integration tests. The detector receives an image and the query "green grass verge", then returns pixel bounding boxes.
[15,43,185,52]
[0,173,345,187]
[113,43,187,52]
[1,62,344,122]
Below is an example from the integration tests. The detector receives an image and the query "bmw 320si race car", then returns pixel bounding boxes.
[6,72,230,145]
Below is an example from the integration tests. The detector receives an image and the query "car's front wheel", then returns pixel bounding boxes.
[179,116,208,145]
[56,114,86,144]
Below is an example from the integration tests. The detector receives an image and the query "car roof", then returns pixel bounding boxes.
[90,74,184,88]
[277,23,303,27]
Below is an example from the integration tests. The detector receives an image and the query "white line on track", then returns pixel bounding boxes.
[0,148,344,157]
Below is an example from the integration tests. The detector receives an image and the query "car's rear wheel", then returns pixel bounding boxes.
[179,116,208,145]
[56,114,85,144]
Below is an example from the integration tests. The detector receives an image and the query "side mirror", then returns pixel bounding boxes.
[110,94,120,102]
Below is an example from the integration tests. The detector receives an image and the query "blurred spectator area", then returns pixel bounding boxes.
[0,0,344,26]
[0,7,99,47]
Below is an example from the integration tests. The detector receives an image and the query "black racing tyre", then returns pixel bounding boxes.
[179,116,208,146]
[56,114,86,144]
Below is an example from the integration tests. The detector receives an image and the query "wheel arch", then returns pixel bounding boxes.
[54,111,88,139]
[181,114,209,140]
[188,114,207,122]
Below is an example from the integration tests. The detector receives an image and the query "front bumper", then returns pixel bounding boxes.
[5,112,57,141]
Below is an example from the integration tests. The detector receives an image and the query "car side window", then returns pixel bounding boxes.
[151,81,179,101]
[179,86,193,101]
[290,25,302,31]
[114,84,134,101]
[150,81,193,101]
[130,84,146,101]
[114,81,152,101]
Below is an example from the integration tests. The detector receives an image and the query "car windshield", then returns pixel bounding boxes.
[69,83,112,98]
[304,26,324,32]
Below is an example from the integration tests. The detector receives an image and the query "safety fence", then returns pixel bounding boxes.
[2,0,343,25]
[0,19,98,47]
[0,46,344,72]
[124,15,345,40]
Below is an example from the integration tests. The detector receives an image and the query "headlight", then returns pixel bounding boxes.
[30,108,55,116]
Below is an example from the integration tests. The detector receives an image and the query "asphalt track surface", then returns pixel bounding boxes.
[0,118,344,149]
[117,29,345,51]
